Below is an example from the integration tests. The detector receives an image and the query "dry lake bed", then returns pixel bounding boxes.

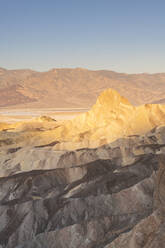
[0,108,88,123]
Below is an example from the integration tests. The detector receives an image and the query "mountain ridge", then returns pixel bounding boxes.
[1,67,165,108]
[1,88,165,247]
[0,116,165,247]
[1,88,165,151]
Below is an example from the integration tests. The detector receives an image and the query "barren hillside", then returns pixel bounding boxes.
[1,89,165,247]
[0,67,165,108]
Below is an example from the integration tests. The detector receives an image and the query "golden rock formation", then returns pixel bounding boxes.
[51,89,165,150]
[1,88,165,150]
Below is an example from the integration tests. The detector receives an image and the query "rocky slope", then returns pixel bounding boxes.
[1,89,165,151]
[0,126,165,247]
[1,90,165,247]
[1,67,165,108]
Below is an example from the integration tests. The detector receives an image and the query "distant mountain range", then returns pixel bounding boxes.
[0,67,165,108]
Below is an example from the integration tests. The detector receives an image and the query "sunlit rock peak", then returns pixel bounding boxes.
[1,88,165,151]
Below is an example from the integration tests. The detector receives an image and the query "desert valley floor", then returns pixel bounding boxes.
[0,108,87,123]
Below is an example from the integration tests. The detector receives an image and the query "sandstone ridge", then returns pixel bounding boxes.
[1,88,165,151]
[51,88,165,149]
[1,88,165,246]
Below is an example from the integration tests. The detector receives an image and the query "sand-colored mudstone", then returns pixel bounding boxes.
[1,89,165,151]
[1,89,165,247]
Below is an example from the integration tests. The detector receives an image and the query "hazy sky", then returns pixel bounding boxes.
[0,0,165,73]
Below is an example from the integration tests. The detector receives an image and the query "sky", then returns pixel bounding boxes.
[0,0,165,73]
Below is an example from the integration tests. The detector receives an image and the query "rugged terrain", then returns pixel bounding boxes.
[1,89,165,247]
[1,89,165,151]
[1,126,165,247]
[1,67,165,108]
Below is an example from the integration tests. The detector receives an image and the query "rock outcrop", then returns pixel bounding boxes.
[0,126,165,247]
[2,89,165,151]
[1,89,165,247]
[60,89,165,149]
